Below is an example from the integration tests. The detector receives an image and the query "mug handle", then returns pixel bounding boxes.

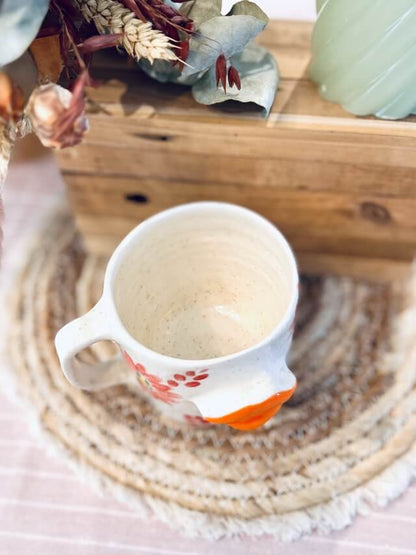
[54,299,127,391]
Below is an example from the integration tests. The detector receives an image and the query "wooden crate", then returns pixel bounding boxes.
[55,21,416,281]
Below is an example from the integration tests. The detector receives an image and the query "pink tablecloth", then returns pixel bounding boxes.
[1,137,416,555]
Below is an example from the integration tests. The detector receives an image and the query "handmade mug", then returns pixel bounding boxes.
[55,202,298,430]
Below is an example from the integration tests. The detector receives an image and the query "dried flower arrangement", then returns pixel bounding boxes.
[0,0,278,249]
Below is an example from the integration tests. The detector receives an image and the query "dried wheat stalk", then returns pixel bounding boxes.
[73,0,178,63]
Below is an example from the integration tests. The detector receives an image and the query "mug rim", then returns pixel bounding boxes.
[102,201,299,368]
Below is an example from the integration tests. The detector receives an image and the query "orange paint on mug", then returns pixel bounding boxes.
[205,383,297,431]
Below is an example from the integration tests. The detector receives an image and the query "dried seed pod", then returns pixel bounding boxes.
[215,53,227,92]
[26,82,89,149]
[228,66,241,90]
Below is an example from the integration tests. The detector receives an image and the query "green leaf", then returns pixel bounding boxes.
[182,15,266,78]
[179,0,222,28]
[0,0,50,66]
[192,42,279,116]
[227,1,269,24]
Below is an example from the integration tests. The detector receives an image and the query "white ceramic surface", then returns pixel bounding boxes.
[55,202,299,430]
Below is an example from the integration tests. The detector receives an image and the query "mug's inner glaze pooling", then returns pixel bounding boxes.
[113,205,294,360]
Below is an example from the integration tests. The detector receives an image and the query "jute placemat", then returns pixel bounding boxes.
[6,206,416,541]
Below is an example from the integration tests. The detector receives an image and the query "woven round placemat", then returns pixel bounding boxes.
[6,206,416,541]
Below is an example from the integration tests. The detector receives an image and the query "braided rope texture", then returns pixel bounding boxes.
[7,207,416,540]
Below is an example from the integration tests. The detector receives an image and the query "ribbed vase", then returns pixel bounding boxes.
[309,0,416,119]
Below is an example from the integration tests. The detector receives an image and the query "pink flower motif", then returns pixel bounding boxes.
[122,352,180,405]
[167,368,210,389]
[184,414,210,426]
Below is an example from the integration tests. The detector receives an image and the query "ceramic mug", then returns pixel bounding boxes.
[55,202,298,431]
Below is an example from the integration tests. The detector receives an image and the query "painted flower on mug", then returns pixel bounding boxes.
[122,352,180,405]
[167,369,209,389]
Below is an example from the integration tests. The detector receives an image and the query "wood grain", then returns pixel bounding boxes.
[55,21,416,280]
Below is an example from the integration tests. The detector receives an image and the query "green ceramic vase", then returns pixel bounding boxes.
[309,0,416,119]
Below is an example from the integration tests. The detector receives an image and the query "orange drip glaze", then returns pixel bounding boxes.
[205,383,297,431]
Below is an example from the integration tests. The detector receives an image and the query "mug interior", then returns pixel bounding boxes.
[112,204,296,360]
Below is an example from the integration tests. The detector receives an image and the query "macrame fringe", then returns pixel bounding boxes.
[1,360,416,542]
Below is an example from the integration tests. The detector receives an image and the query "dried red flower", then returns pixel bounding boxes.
[26,71,91,149]
[228,65,241,90]
[175,40,190,72]
[119,0,146,22]
[216,53,227,92]
[53,0,81,18]
[185,21,195,33]
[159,4,177,18]
[119,0,194,42]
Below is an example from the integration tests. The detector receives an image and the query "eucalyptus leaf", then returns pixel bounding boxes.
[192,42,279,116]
[3,51,38,100]
[182,15,266,78]
[139,59,207,86]
[227,1,268,24]
[140,59,182,83]
[179,0,222,29]
[0,0,50,66]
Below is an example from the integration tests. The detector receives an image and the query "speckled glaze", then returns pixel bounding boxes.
[310,0,416,119]
[55,202,298,430]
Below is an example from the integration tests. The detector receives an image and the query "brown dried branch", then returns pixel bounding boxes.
[77,33,123,55]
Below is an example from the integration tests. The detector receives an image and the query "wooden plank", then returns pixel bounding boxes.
[59,142,416,198]
[76,228,412,284]
[55,20,416,280]
[62,167,415,199]
[79,115,416,156]
[298,254,411,283]
[65,174,416,233]
[66,185,416,260]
